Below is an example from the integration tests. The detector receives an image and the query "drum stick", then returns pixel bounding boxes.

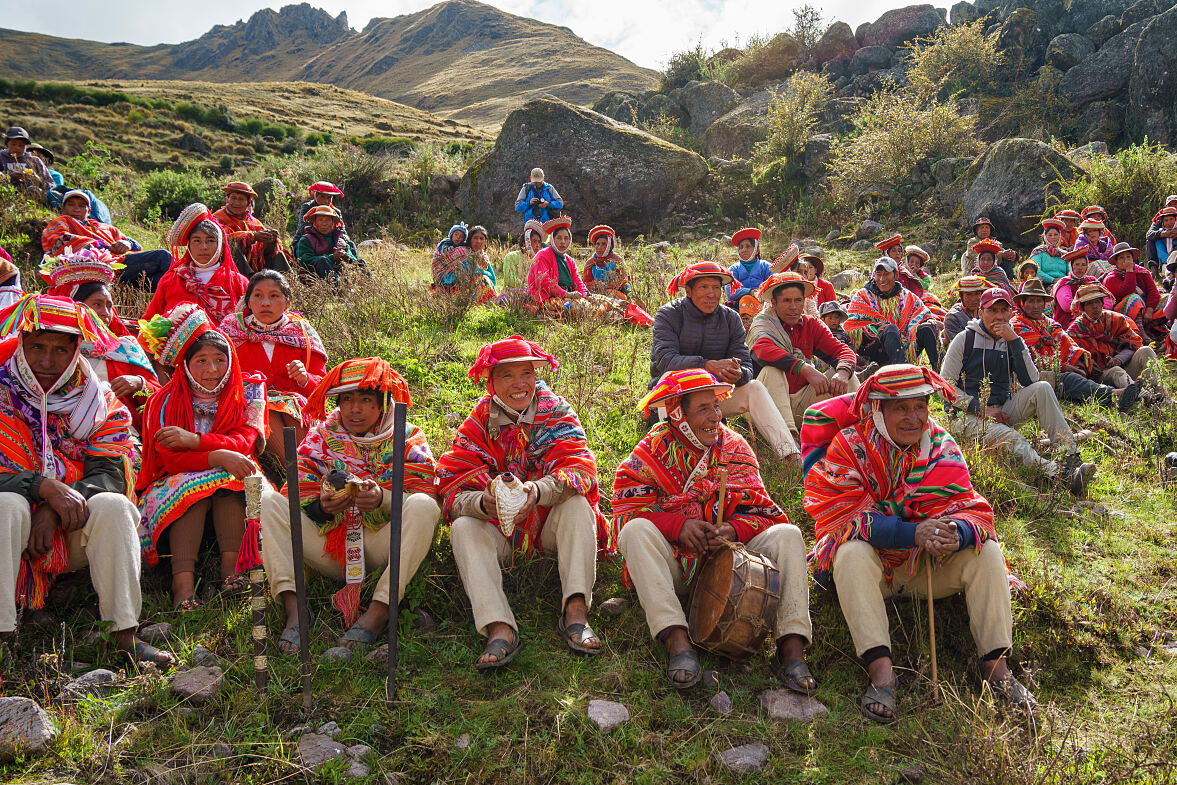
[243,475,267,691]
[386,402,407,707]
[926,553,938,692]
[284,426,313,711]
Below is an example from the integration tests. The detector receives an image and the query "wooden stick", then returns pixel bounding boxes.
[715,466,730,528]
[386,402,408,707]
[926,554,938,693]
[244,475,267,692]
[284,427,313,711]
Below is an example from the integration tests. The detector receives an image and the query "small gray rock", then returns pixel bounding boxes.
[829,269,866,289]
[366,644,389,665]
[1092,504,1110,517]
[899,765,927,783]
[586,699,630,732]
[717,742,769,772]
[0,697,57,760]
[825,229,841,242]
[850,239,874,252]
[454,733,472,750]
[358,239,383,250]
[297,733,345,768]
[321,647,353,664]
[597,597,629,616]
[346,759,370,778]
[759,689,829,721]
[138,622,172,643]
[709,691,733,716]
[170,666,223,704]
[210,743,233,759]
[62,668,117,699]
[854,219,884,239]
[190,645,217,667]
[347,744,372,759]
[317,721,341,738]
[396,243,410,252]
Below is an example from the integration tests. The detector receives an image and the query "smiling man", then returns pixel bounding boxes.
[844,258,941,369]
[212,181,292,277]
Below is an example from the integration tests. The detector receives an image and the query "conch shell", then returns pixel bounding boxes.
[490,473,529,537]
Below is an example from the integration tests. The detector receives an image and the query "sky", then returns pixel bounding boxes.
[5,0,948,70]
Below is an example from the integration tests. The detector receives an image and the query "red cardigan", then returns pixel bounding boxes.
[233,340,327,396]
[814,277,836,305]
[143,259,248,324]
[1101,265,1160,309]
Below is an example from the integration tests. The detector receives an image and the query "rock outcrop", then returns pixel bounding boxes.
[1128,5,1177,145]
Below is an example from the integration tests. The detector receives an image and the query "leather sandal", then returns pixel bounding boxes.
[475,629,521,671]
[860,681,898,724]
[666,648,702,690]
[341,624,379,649]
[770,651,817,696]
[123,641,176,668]
[983,669,1037,714]
[557,618,602,656]
[278,626,303,655]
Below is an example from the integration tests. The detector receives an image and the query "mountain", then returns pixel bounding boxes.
[0,1,658,129]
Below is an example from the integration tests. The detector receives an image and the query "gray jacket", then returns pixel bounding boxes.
[650,298,753,387]
[941,318,1039,413]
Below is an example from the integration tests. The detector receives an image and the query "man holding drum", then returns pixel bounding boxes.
[613,369,815,691]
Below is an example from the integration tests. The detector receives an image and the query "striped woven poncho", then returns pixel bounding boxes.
[1067,309,1142,369]
[803,409,996,583]
[436,381,614,555]
[843,281,936,362]
[612,421,788,582]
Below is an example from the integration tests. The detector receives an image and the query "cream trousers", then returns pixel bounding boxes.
[953,380,1073,474]
[618,518,813,644]
[260,490,439,606]
[0,491,142,633]
[1099,346,1158,388]
[719,380,800,459]
[831,539,1013,658]
[758,366,860,439]
[450,494,596,637]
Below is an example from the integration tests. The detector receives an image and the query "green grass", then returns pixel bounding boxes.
[3,219,1177,785]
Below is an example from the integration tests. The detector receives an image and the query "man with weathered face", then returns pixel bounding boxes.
[212,181,292,277]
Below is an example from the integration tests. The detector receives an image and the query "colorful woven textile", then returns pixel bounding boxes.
[667,261,733,295]
[436,381,614,555]
[219,310,326,367]
[1068,309,1143,369]
[843,282,936,361]
[1011,313,1092,372]
[212,206,291,274]
[40,247,124,297]
[40,215,130,255]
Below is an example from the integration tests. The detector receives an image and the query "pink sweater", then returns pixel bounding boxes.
[527,246,587,302]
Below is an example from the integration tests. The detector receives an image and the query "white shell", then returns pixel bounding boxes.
[491,475,529,537]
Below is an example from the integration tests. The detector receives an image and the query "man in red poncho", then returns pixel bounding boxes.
[212,181,293,277]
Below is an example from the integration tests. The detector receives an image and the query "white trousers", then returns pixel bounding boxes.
[720,380,800,459]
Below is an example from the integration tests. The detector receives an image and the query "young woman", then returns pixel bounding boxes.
[1073,219,1115,273]
[144,203,248,324]
[433,223,497,305]
[1102,242,1163,338]
[499,219,545,294]
[41,248,160,433]
[1029,218,1068,285]
[1051,249,1108,329]
[875,234,904,263]
[969,239,1016,296]
[896,245,946,319]
[294,205,363,280]
[136,303,267,609]
[527,216,587,316]
[220,270,328,466]
[582,224,631,299]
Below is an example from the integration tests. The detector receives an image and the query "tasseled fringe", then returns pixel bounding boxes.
[15,531,69,610]
[333,583,361,629]
[235,517,262,573]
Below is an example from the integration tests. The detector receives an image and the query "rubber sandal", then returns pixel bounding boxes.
[123,641,176,668]
[860,682,897,724]
[475,630,521,671]
[220,574,249,594]
[278,626,302,655]
[982,669,1037,714]
[667,649,702,690]
[557,618,602,656]
[341,624,379,648]
[770,651,817,696]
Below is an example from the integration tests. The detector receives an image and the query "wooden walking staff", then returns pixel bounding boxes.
[926,550,939,693]
[284,427,313,710]
[243,475,268,691]
[385,402,408,706]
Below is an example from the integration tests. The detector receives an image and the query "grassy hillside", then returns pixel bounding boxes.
[0,1,659,130]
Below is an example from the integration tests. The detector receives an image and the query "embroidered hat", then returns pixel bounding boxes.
[757,271,815,302]
[1109,241,1140,261]
[304,358,411,421]
[980,288,1013,309]
[639,368,732,417]
[138,302,215,368]
[873,257,899,274]
[523,218,546,241]
[770,243,799,273]
[951,275,993,294]
[1041,218,1065,232]
[972,238,1003,257]
[1078,219,1106,232]
[308,181,343,196]
[731,227,761,247]
[1064,247,1091,262]
[667,261,733,294]
[304,205,342,224]
[166,203,221,248]
[1081,205,1106,219]
[39,247,125,297]
[1054,209,1081,221]
[587,225,615,245]
[852,363,955,416]
[542,216,572,236]
[875,234,903,253]
[1073,282,1113,309]
[1016,278,1049,300]
[0,294,119,354]
[1158,206,1177,219]
[223,181,257,198]
[903,244,930,263]
[818,300,848,317]
[468,335,558,389]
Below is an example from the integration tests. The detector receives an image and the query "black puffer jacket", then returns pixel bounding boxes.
[650,298,752,388]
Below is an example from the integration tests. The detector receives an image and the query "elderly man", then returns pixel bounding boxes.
[615,369,815,691]
[292,182,351,246]
[803,365,1034,723]
[41,190,173,290]
[1011,279,1139,410]
[1067,282,1160,393]
[0,126,52,202]
[652,261,799,462]
[747,271,859,441]
[0,294,172,665]
[941,288,1095,494]
[942,275,991,345]
[515,167,563,225]
[212,181,292,276]
[844,258,941,369]
[438,336,612,670]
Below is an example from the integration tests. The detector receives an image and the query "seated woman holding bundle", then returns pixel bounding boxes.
[527,216,587,316]
[294,206,364,280]
[582,225,632,299]
[136,304,268,609]
[433,223,498,305]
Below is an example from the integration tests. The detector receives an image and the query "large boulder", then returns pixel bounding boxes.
[848,46,894,76]
[961,138,1083,244]
[998,8,1049,75]
[1063,0,1134,32]
[458,97,708,237]
[1062,21,1146,105]
[0,697,56,761]
[1073,101,1123,145]
[1045,33,1093,71]
[673,81,740,137]
[950,1,980,25]
[704,89,778,159]
[1120,0,1164,27]
[813,22,857,68]
[593,91,641,125]
[1085,14,1123,41]
[1128,5,1177,145]
[855,5,944,49]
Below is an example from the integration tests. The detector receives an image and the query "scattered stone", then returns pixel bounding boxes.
[850,240,873,252]
[646,241,672,251]
[598,597,629,616]
[190,645,217,667]
[297,733,346,769]
[347,744,372,759]
[366,644,389,665]
[1161,642,1177,658]
[396,243,410,252]
[415,608,436,633]
[1073,141,1109,157]
[321,646,353,664]
[346,760,370,778]
[899,765,927,783]
[210,743,234,759]
[0,697,57,760]
[454,733,472,750]
[62,668,117,699]
[138,622,172,644]
[717,742,769,773]
[586,699,630,732]
[1092,504,1109,517]
[358,239,383,250]
[444,412,462,427]
[710,691,733,716]
[288,724,313,739]
[824,229,841,242]
[1134,645,1150,657]
[170,666,223,704]
[854,219,884,239]
[317,721,341,738]
[702,670,720,689]
[829,269,866,289]
[759,689,829,721]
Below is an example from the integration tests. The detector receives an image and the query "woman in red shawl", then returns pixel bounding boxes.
[220,270,328,466]
[613,369,815,691]
[437,336,612,670]
[143,203,248,325]
[136,303,267,609]
[802,365,1032,722]
[40,248,160,433]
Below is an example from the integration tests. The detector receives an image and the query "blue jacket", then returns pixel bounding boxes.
[727,258,772,302]
[514,182,563,222]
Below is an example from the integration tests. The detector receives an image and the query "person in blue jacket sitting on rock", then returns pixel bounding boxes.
[515,168,563,224]
[726,227,773,317]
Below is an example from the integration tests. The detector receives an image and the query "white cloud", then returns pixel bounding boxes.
[5,0,949,70]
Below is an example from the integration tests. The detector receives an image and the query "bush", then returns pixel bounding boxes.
[661,42,713,91]
[754,71,834,164]
[1049,142,1177,245]
[906,20,1004,102]
[726,32,801,88]
[127,109,148,124]
[236,117,267,136]
[358,136,415,156]
[60,141,117,190]
[133,168,221,222]
[790,4,826,51]
[305,132,334,147]
[977,68,1071,141]
[639,113,702,153]
[829,88,983,202]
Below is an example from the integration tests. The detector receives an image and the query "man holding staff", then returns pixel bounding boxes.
[260,358,440,652]
[614,369,814,691]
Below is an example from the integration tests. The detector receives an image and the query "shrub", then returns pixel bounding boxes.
[174,101,207,124]
[790,4,826,51]
[358,136,415,156]
[977,68,1071,141]
[218,154,234,170]
[133,168,221,222]
[829,88,983,202]
[127,109,148,124]
[305,131,333,147]
[905,20,1004,102]
[60,141,117,190]
[236,117,267,136]
[754,71,834,164]
[639,112,702,153]
[661,41,712,91]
